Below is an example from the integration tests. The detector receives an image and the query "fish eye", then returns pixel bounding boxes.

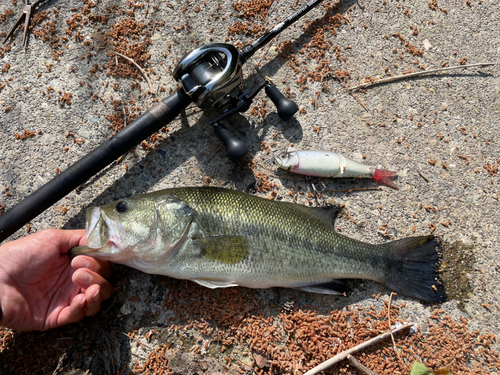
[116,201,128,213]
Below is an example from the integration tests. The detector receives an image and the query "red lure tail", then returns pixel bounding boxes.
[372,169,399,190]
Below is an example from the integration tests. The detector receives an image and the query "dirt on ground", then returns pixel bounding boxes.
[0,0,498,374]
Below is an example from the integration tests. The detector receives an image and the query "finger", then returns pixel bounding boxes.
[37,229,87,254]
[73,269,115,300]
[84,284,103,316]
[56,293,86,328]
[72,256,113,278]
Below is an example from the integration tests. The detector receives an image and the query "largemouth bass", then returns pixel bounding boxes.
[71,187,445,302]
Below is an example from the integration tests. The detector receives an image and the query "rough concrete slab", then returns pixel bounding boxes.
[0,0,498,374]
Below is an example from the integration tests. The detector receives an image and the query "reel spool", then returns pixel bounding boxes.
[173,44,299,161]
[172,43,244,109]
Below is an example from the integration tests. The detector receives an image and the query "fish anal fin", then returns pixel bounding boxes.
[192,278,239,289]
[293,280,348,295]
[195,236,248,264]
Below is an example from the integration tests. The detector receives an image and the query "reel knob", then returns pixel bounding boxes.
[213,122,249,161]
[265,84,299,121]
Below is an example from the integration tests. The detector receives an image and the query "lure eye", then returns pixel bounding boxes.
[280,154,288,159]
[116,201,128,213]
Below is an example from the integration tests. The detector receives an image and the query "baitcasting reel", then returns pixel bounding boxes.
[0,0,325,242]
[173,43,299,160]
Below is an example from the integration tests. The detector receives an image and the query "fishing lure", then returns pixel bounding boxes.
[275,150,398,189]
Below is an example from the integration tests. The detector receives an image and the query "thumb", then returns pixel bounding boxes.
[37,229,87,254]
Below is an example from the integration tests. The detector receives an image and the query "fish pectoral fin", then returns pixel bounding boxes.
[293,280,348,295]
[194,236,248,264]
[192,278,239,289]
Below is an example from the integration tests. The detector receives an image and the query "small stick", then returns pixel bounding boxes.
[349,63,494,91]
[122,105,127,127]
[418,171,429,183]
[303,322,413,375]
[346,354,379,375]
[115,52,155,94]
[207,144,223,163]
[52,352,68,375]
[102,330,116,375]
[387,292,399,356]
[330,187,382,192]
[335,72,368,110]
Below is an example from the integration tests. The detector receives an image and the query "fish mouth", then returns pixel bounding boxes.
[70,242,117,259]
[86,207,111,248]
[71,245,100,256]
[70,207,113,258]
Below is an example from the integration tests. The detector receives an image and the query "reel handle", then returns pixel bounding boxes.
[265,84,299,121]
[213,122,249,161]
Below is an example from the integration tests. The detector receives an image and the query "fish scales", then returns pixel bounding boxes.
[163,188,385,284]
[72,187,446,302]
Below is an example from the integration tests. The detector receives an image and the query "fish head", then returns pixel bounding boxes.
[72,197,159,262]
[274,151,299,171]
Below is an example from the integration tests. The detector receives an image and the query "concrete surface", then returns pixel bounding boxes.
[0,0,498,374]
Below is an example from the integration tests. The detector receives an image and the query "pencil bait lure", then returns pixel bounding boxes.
[275,150,398,189]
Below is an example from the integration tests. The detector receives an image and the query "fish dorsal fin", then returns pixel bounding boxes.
[191,278,239,289]
[194,236,248,264]
[283,203,343,228]
[293,280,348,295]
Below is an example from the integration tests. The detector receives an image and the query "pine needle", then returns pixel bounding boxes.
[115,52,155,94]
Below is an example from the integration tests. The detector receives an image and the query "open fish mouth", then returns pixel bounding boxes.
[71,244,100,256]
[86,207,110,248]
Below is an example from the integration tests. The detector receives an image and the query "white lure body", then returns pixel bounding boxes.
[275,150,374,178]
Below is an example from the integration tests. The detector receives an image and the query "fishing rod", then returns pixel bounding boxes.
[0,0,325,242]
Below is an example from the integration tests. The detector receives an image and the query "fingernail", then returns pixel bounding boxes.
[72,257,90,269]
[92,287,101,302]
[75,270,93,285]
[80,297,86,307]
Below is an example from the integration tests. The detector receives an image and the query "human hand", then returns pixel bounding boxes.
[0,229,113,331]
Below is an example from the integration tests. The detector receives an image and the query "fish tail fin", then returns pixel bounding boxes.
[372,169,399,190]
[380,235,446,303]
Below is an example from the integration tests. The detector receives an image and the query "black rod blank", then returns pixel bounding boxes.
[239,0,325,63]
[0,89,192,242]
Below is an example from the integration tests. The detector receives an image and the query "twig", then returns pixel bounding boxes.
[115,52,155,94]
[330,187,382,192]
[207,144,223,163]
[122,105,127,127]
[347,354,379,375]
[335,72,368,110]
[418,171,429,183]
[349,63,494,91]
[52,352,67,375]
[102,330,116,375]
[387,293,398,356]
[303,322,413,375]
